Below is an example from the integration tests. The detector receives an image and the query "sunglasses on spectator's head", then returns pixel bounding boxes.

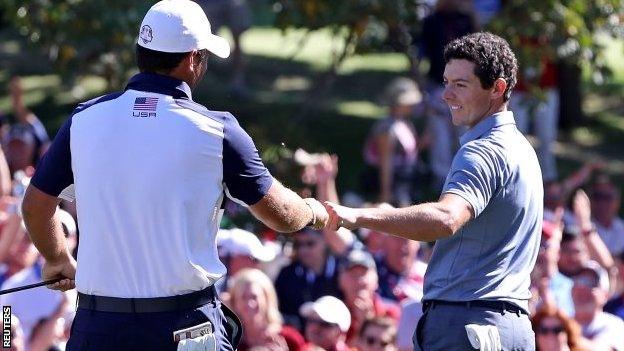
[294,240,317,249]
[537,326,564,335]
[363,335,393,347]
[306,318,336,328]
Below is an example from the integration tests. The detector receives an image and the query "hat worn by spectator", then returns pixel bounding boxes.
[57,208,77,237]
[299,296,351,332]
[137,0,230,57]
[577,261,609,292]
[217,228,276,262]
[384,77,422,106]
[343,249,376,270]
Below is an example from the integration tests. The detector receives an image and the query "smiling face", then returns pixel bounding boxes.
[232,282,267,324]
[442,59,507,128]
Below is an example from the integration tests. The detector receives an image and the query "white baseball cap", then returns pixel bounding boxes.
[217,228,276,262]
[56,208,77,237]
[137,0,231,58]
[299,296,351,332]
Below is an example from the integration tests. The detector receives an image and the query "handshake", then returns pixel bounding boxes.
[303,198,357,231]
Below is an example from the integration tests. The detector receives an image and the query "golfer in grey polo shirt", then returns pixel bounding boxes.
[325,32,542,351]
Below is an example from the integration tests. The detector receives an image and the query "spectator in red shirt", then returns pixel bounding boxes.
[510,37,560,182]
[338,249,400,345]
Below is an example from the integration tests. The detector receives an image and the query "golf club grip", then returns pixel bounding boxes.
[0,277,64,295]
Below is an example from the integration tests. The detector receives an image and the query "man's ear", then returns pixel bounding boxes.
[187,50,199,71]
[491,78,507,100]
[172,51,194,75]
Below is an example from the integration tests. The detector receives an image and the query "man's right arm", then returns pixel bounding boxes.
[221,113,327,232]
[249,180,327,233]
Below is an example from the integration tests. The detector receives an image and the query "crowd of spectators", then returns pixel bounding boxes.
[1,0,623,350]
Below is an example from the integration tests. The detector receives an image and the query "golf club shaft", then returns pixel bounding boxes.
[0,277,65,295]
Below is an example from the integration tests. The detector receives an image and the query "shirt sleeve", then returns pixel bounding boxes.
[30,117,74,197]
[442,142,505,217]
[222,113,273,206]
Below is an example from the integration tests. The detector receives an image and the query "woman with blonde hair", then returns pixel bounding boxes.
[227,268,305,351]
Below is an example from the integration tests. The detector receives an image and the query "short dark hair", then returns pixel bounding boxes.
[136,45,210,74]
[444,32,518,101]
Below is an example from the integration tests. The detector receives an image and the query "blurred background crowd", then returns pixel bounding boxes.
[0,0,623,350]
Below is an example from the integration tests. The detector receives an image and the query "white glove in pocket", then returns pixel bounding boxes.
[464,324,502,351]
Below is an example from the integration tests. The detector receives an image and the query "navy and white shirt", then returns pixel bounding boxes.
[31,73,273,298]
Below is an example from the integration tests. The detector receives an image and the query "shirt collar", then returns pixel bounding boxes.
[125,72,193,100]
[459,110,516,146]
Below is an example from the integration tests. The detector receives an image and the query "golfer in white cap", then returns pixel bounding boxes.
[21,1,329,350]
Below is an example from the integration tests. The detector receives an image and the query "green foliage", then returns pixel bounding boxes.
[273,0,428,66]
[2,0,622,93]
[488,0,624,87]
[0,0,151,87]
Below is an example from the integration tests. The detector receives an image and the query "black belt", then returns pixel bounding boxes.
[422,299,528,315]
[77,286,217,313]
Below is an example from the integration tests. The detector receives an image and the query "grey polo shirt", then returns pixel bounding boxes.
[423,111,543,311]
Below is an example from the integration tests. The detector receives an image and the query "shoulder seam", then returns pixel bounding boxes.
[72,91,125,117]
[173,98,231,125]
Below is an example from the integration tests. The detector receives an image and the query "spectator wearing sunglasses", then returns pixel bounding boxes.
[530,304,587,351]
[299,296,352,351]
[275,229,342,331]
[572,263,624,350]
[590,180,624,257]
[356,317,397,351]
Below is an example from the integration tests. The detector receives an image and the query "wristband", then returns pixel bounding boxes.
[581,225,596,237]
[304,200,316,228]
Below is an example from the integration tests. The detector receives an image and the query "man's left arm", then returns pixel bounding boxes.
[22,186,76,291]
[22,116,76,291]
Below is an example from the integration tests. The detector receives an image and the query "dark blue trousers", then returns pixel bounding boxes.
[66,300,234,351]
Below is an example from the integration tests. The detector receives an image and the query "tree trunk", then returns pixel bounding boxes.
[558,60,584,130]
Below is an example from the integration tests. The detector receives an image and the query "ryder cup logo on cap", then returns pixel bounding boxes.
[139,25,153,44]
[137,0,231,58]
